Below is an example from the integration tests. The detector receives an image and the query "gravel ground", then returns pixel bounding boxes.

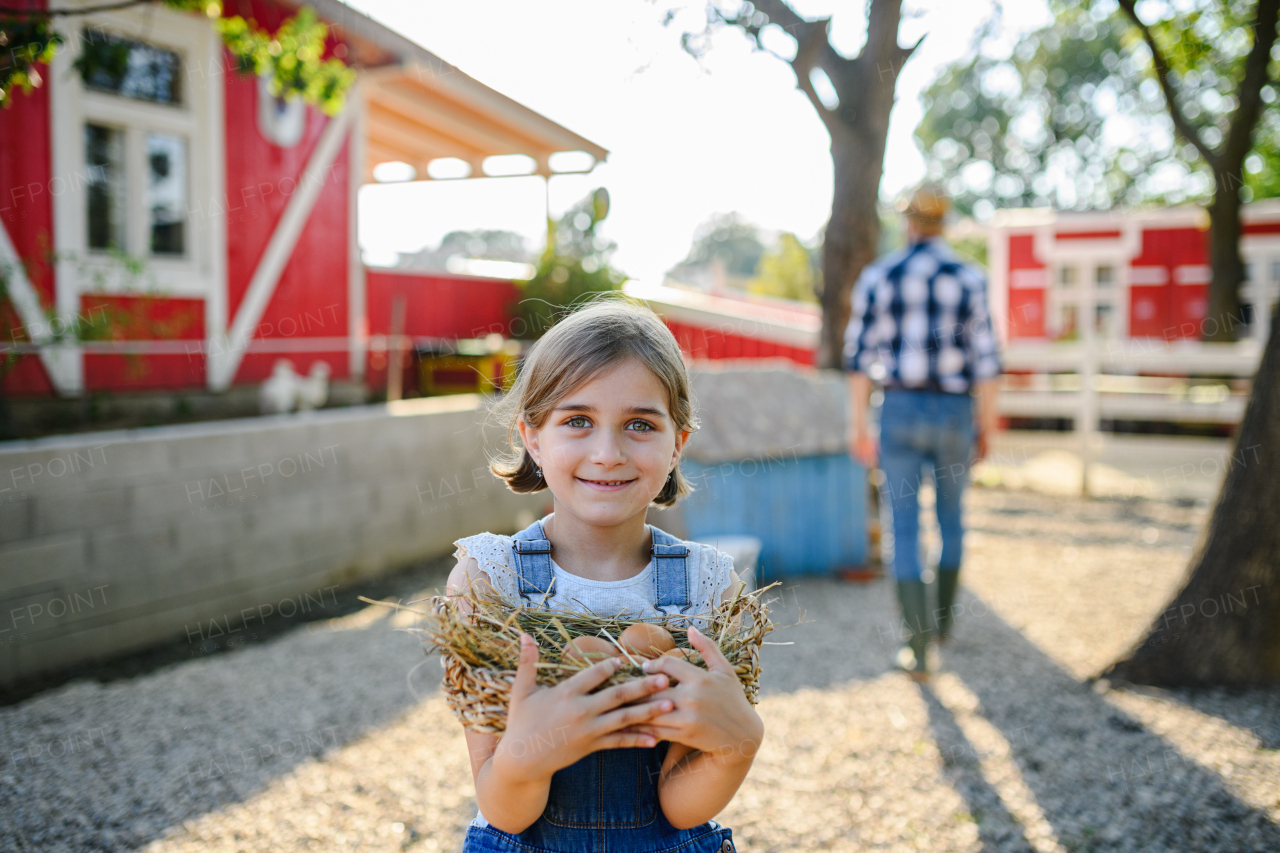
[2,486,1278,852]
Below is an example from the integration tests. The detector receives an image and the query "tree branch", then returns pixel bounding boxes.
[1117,0,1220,169]
[901,33,925,66]
[865,0,906,63]
[720,0,839,129]
[746,0,811,34]
[0,0,163,16]
[791,16,837,130]
[1221,0,1280,170]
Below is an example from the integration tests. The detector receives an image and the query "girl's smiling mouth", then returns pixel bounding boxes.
[577,477,637,490]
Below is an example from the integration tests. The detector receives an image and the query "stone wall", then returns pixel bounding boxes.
[0,396,541,687]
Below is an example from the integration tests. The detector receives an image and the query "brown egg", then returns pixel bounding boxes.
[619,623,676,659]
[562,636,621,666]
[662,647,699,663]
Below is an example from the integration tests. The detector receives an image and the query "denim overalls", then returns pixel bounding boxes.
[461,519,738,853]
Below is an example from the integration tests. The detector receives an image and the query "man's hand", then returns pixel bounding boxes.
[847,372,877,469]
[849,426,879,469]
[974,428,990,463]
[972,378,999,464]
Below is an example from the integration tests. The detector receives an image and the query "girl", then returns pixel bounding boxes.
[447,298,762,853]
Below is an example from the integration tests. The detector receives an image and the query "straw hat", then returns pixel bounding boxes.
[897,182,950,233]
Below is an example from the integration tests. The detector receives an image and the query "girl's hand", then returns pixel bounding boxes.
[632,625,764,767]
[491,633,676,785]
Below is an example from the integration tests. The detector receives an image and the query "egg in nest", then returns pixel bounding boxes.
[561,636,621,666]
[619,623,676,659]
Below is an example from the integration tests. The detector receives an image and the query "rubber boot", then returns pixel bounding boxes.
[935,569,961,644]
[895,580,931,680]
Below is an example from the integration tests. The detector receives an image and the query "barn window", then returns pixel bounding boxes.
[1236,257,1280,342]
[74,25,193,259]
[85,123,126,251]
[49,4,220,368]
[77,27,181,106]
[1094,303,1115,338]
[1054,304,1078,340]
[146,133,187,255]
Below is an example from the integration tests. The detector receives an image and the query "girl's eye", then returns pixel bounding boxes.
[628,420,654,432]
[566,416,590,428]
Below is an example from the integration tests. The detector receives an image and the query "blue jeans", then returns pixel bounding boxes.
[878,390,975,581]
[462,742,736,853]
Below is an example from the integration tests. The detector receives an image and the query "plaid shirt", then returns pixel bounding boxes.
[843,237,1001,393]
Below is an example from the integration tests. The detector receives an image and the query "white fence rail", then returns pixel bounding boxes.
[996,341,1261,494]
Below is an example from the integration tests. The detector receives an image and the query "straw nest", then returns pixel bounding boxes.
[367,580,781,734]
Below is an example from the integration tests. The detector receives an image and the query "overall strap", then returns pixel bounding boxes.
[649,526,690,608]
[511,518,553,599]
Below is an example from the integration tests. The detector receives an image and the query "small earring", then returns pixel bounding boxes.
[535,464,543,478]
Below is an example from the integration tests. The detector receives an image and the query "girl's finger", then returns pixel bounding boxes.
[510,634,540,702]
[587,674,670,713]
[594,731,659,750]
[561,655,623,695]
[595,697,675,734]
[615,721,684,739]
[684,625,734,675]
[641,653,703,683]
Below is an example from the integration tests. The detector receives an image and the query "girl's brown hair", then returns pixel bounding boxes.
[489,296,698,507]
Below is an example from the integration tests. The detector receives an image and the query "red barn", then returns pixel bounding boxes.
[624,281,821,368]
[0,0,605,399]
[985,202,1280,346]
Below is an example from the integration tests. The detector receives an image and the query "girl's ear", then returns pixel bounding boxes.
[671,428,691,468]
[516,415,541,467]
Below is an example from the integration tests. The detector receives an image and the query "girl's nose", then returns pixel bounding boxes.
[587,431,627,466]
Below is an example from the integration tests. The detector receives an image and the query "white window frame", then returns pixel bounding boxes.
[1240,237,1280,344]
[1047,263,1081,341]
[49,4,225,394]
[1045,252,1132,342]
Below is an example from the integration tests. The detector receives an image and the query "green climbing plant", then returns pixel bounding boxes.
[2,1,354,114]
[0,17,61,106]
[212,5,355,115]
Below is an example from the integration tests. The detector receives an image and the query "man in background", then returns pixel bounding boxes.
[843,184,1002,681]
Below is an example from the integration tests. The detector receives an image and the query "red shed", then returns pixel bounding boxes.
[985,202,1280,346]
[0,0,606,398]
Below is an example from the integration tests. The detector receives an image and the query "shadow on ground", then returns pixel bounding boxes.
[3,556,1276,853]
[0,557,455,853]
[758,572,1280,852]
[755,575,901,693]
[1155,686,1280,751]
[931,596,1280,852]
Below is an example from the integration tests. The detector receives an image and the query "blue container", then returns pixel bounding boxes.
[680,452,867,580]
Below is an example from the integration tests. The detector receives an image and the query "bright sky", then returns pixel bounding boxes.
[351,0,1053,281]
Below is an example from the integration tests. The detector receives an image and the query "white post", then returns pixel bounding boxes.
[349,81,368,381]
[1079,262,1098,496]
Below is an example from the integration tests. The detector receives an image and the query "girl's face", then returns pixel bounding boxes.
[518,358,689,529]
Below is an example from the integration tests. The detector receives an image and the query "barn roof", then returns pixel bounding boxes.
[308,0,609,181]
[683,362,849,465]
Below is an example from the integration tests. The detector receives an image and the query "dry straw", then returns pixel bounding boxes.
[364,579,781,734]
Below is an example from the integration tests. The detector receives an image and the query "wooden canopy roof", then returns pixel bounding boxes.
[309,0,608,182]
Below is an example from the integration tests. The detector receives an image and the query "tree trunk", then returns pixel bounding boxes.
[819,129,886,369]
[1203,176,1246,343]
[814,0,908,369]
[1102,305,1280,686]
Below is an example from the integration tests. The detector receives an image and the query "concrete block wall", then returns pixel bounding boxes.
[0,395,543,687]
